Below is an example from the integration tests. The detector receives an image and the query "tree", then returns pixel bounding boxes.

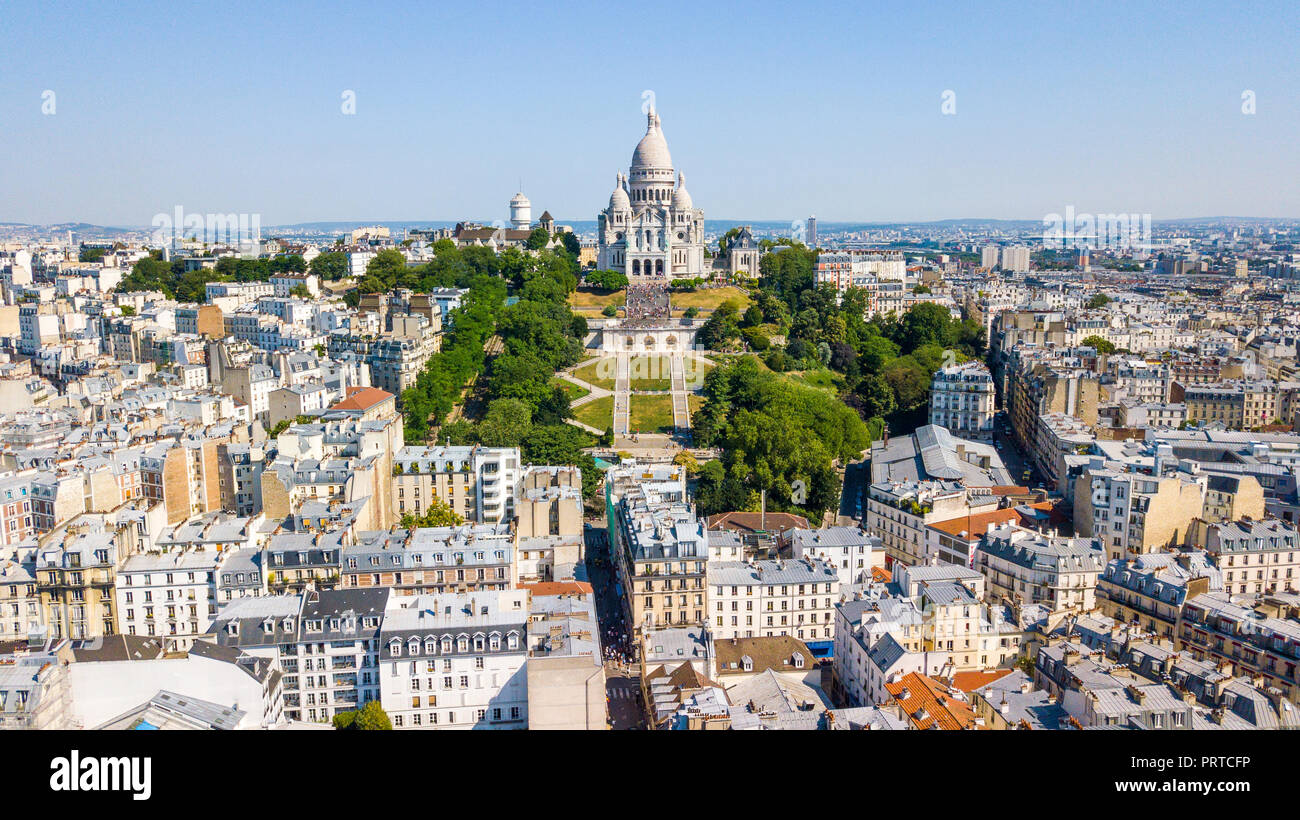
[897,302,952,353]
[478,398,533,448]
[1081,335,1116,354]
[399,494,464,528]
[601,304,618,317]
[691,356,871,519]
[585,270,628,290]
[560,232,581,257]
[1086,293,1111,309]
[333,700,393,730]
[854,373,896,418]
[526,227,550,250]
[288,283,311,298]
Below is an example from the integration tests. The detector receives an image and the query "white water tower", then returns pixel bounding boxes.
[509,192,532,231]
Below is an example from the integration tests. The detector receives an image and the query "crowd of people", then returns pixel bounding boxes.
[624,283,670,320]
[602,629,634,668]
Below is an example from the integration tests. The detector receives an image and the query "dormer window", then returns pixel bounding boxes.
[441,636,453,654]
[389,638,402,657]
[457,637,469,652]
[407,637,420,656]
[262,618,274,632]
[742,655,754,672]
[425,638,437,655]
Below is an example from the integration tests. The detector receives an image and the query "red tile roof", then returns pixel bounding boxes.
[885,672,980,730]
[520,581,594,596]
[330,386,395,412]
[707,511,810,534]
[948,668,1015,693]
[926,502,1054,540]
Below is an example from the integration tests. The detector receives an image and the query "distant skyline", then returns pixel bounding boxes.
[2,0,1298,226]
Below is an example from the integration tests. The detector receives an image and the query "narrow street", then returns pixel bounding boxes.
[583,522,647,729]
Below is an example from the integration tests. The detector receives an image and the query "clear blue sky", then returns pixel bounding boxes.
[1,0,1297,226]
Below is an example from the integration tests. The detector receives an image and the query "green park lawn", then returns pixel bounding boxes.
[571,395,613,430]
[629,394,675,433]
[553,378,590,402]
[572,358,618,390]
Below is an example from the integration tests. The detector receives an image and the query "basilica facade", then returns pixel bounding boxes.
[596,106,706,282]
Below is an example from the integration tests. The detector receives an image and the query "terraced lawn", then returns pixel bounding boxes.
[629,394,675,433]
[554,378,590,402]
[627,355,674,391]
[669,286,752,315]
[571,395,613,430]
[569,288,626,313]
[572,358,619,390]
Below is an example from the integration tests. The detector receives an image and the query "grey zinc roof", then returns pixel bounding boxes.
[707,558,838,587]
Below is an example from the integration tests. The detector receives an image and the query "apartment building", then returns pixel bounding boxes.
[928,361,997,442]
[392,445,522,525]
[116,550,220,650]
[378,589,529,729]
[975,523,1105,613]
[1073,462,1206,560]
[35,517,142,640]
[1172,380,1282,429]
[707,557,839,648]
[0,545,40,642]
[607,464,709,629]
[781,526,884,587]
[1008,359,1100,455]
[1178,592,1300,704]
[867,480,996,568]
[340,524,515,595]
[1198,518,1300,596]
[210,588,390,724]
[1095,551,1220,639]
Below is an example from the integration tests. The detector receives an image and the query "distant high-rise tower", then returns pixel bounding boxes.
[981,245,1000,269]
[1002,245,1030,273]
[1078,248,1090,272]
[806,215,818,249]
[510,192,532,231]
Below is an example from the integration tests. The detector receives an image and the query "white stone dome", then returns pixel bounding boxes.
[510,192,531,206]
[609,174,630,210]
[671,172,693,209]
[631,108,673,171]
